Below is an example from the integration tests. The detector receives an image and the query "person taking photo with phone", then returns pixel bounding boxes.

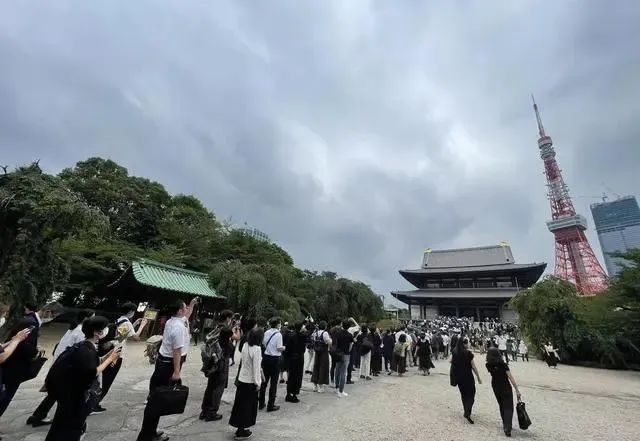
[43,316,122,441]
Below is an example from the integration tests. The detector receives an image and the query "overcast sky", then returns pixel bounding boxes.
[1,1,639,304]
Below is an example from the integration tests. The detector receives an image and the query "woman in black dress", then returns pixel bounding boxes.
[311,321,331,391]
[451,336,482,424]
[285,322,306,403]
[416,333,435,375]
[370,327,383,376]
[486,347,522,437]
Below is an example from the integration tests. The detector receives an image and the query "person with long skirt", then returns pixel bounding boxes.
[451,336,482,424]
[416,333,435,375]
[230,328,264,440]
[370,327,383,377]
[382,330,394,373]
[44,316,121,441]
[486,347,522,437]
[543,342,560,368]
[311,321,332,392]
[284,322,306,403]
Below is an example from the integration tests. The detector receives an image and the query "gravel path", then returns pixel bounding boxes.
[2,328,639,441]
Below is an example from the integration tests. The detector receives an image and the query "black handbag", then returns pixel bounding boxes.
[449,363,457,387]
[148,384,189,417]
[516,401,532,430]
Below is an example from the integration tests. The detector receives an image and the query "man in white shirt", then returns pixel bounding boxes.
[442,333,451,358]
[137,298,197,441]
[259,317,285,412]
[93,302,147,413]
[496,333,508,362]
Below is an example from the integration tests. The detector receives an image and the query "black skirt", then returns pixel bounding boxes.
[311,351,330,385]
[229,381,258,429]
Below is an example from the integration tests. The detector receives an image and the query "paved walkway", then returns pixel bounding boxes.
[2,334,640,441]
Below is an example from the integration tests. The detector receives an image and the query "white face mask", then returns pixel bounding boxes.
[99,327,109,339]
[0,317,5,328]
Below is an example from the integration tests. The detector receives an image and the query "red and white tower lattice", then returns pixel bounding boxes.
[532,97,608,295]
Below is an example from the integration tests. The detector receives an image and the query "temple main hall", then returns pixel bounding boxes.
[391,244,546,322]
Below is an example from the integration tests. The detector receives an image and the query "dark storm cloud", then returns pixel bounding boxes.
[1,1,638,303]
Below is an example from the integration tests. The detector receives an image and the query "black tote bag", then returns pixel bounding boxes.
[148,384,190,417]
[516,401,532,430]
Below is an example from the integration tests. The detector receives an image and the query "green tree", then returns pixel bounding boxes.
[0,163,108,310]
[59,158,171,247]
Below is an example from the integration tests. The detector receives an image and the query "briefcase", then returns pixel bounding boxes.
[148,384,189,417]
[516,401,532,430]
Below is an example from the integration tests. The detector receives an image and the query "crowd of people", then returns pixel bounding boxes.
[0,302,545,441]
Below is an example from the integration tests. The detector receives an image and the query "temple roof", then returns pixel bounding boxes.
[392,288,518,303]
[109,259,222,298]
[399,245,546,288]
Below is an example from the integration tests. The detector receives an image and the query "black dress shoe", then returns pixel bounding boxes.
[27,416,52,427]
[465,416,475,424]
[285,395,300,403]
[266,405,280,412]
[258,403,266,410]
[205,413,223,422]
[199,410,206,420]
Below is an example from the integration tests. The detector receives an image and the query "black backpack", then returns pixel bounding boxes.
[45,342,84,398]
[313,331,328,352]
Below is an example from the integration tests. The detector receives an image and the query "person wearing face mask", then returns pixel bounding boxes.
[27,309,95,427]
[43,316,121,441]
[92,302,147,414]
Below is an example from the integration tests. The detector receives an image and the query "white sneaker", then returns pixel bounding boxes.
[317,386,324,393]
[336,390,343,397]
[341,392,349,397]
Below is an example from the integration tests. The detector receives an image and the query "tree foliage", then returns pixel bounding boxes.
[512,252,640,369]
[0,158,383,323]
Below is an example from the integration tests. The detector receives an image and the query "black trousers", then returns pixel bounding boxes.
[383,354,392,371]
[493,385,514,432]
[0,380,20,417]
[286,356,304,396]
[99,357,123,403]
[201,375,225,413]
[137,354,185,441]
[259,355,280,407]
[44,394,89,441]
[33,393,57,420]
[458,382,476,417]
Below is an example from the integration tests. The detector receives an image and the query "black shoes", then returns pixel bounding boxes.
[346,380,355,384]
[235,429,253,439]
[205,413,223,422]
[359,375,365,379]
[258,402,266,410]
[266,405,280,412]
[91,405,106,415]
[505,430,512,437]
[26,416,52,427]
[464,415,475,424]
[285,395,300,403]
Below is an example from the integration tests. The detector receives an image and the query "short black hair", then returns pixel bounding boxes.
[82,316,110,339]
[240,318,256,333]
[166,300,186,316]
[24,301,38,312]
[342,319,351,330]
[69,309,95,331]
[218,309,233,322]
[120,302,137,315]
[399,334,407,343]
[318,320,327,331]
[269,317,281,328]
[247,327,265,347]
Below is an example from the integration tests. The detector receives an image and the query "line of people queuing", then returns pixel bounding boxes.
[0,301,537,441]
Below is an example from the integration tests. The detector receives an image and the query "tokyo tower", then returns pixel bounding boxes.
[532,97,608,295]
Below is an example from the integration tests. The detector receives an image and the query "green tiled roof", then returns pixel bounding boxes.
[129,259,221,298]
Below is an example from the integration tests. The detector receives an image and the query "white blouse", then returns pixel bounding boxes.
[238,343,262,386]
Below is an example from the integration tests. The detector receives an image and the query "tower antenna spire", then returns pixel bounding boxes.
[532,94,546,138]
